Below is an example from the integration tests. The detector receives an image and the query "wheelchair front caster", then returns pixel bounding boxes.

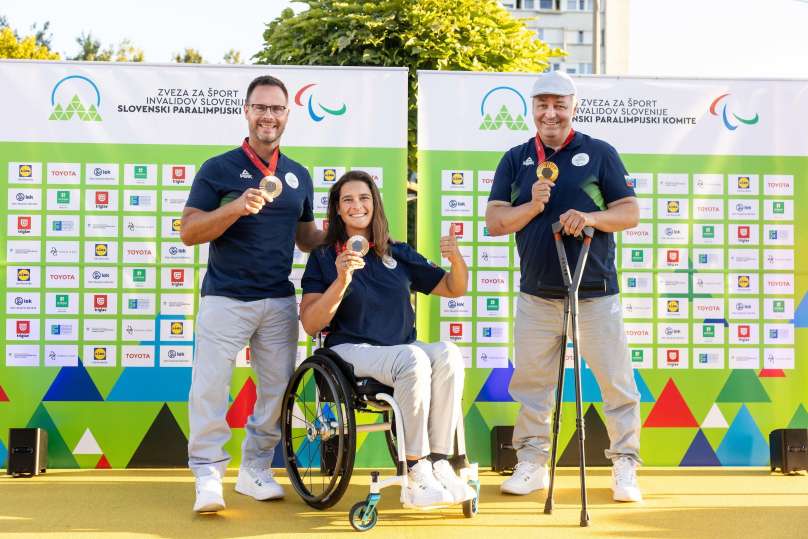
[349,501,378,532]
[462,496,478,518]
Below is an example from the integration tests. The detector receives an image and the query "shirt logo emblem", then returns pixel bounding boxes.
[522,157,534,166]
[382,255,398,269]
[240,169,253,179]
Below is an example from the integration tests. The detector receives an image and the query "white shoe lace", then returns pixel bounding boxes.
[409,461,442,491]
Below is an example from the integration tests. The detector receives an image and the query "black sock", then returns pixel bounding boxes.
[429,453,449,463]
[406,458,420,470]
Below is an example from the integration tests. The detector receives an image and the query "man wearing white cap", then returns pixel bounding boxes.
[485,70,643,502]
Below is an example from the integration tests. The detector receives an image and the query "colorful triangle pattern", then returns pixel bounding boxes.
[643,379,698,427]
[715,404,769,465]
[42,360,104,401]
[96,455,111,469]
[127,403,188,467]
[680,429,721,466]
[106,367,192,402]
[557,404,612,466]
[701,404,729,429]
[759,369,785,378]
[73,428,102,455]
[226,377,257,428]
[0,384,9,401]
[716,370,771,402]
[475,365,514,402]
[26,403,78,468]
[788,404,808,428]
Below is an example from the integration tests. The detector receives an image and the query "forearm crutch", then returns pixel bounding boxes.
[543,221,595,527]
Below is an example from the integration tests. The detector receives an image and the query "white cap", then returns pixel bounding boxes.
[530,70,577,97]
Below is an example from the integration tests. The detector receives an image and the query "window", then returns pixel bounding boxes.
[539,0,557,9]
[536,28,545,40]
[523,0,535,8]
[577,31,584,44]
[578,63,593,75]
[566,66,578,74]
[566,0,592,11]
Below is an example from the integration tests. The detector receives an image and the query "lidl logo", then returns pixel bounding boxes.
[737,275,750,288]
[737,176,750,189]
[134,165,148,179]
[171,321,184,335]
[95,243,108,256]
[666,200,679,214]
[451,172,465,185]
[93,347,107,361]
[323,168,337,183]
[172,218,182,232]
[18,164,33,177]
[709,93,759,131]
[479,86,529,131]
[294,83,347,122]
[17,268,31,282]
[49,75,102,121]
[667,300,679,313]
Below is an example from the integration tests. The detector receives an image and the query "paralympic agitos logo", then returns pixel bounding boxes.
[294,83,347,122]
[709,93,759,131]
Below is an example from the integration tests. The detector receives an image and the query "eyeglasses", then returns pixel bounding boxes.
[247,103,288,117]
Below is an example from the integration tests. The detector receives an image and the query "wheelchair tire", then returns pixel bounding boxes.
[349,501,378,531]
[463,496,479,518]
[282,354,356,509]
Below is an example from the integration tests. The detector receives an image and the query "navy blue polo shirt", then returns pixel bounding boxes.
[301,242,446,347]
[185,146,314,301]
[489,132,635,299]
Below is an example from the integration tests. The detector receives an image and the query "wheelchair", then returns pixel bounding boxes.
[280,345,480,532]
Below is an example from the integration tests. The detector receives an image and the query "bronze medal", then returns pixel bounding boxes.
[259,175,283,202]
[537,161,559,183]
[346,235,370,256]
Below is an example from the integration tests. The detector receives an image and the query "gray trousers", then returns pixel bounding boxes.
[511,293,641,465]
[188,295,297,478]
[331,341,464,458]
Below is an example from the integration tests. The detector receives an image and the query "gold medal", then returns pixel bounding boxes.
[537,161,559,182]
[346,235,370,256]
[259,175,283,202]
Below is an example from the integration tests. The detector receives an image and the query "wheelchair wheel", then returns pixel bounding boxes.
[282,354,356,509]
[349,501,378,531]
[463,496,478,518]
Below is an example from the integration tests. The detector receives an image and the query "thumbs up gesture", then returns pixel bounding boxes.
[440,224,462,265]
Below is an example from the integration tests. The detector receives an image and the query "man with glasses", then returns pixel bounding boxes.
[181,75,324,512]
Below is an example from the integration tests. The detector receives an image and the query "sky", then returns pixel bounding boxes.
[2,0,807,78]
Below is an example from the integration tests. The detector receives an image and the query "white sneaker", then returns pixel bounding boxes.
[500,461,549,495]
[432,459,476,504]
[402,459,454,508]
[612,456,642,502]
[235,466,284,501]
[193,473,225,512]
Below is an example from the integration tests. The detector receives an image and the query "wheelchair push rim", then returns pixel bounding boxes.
[281,356,356,509]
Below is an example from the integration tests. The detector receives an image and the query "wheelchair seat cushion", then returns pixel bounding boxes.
[314,347,394,397]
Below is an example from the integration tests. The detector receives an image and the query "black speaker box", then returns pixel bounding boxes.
[7,428,48,477]
[491,425,517,473]
[770,428,808,474]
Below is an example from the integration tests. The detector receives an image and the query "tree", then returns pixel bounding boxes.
[255,0,564,173]
[71,32,144,62]
[0,16,60,59]
[173,48,204,64]
[223,49,243,64]
[114,39,145,62]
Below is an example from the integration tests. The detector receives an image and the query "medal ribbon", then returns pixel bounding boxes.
[241,137,279,177]
[534,129,576,164]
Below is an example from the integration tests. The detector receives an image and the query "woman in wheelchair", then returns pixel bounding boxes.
[299,170,475,508]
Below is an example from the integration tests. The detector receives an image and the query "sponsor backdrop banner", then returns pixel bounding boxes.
[0,61,407,468]
[417,71,808,466]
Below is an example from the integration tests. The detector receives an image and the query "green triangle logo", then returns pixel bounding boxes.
[479,113,496,130]
[26,403,79,468]
[87,104,102,121]
[788,404,808,428]
[50,94,101,122]
[512,114,529,130]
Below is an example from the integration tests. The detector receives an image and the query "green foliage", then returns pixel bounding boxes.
[223,49,243,64]
[255,0,564,171]
[174,48,205,64]
[71,32,144,62]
